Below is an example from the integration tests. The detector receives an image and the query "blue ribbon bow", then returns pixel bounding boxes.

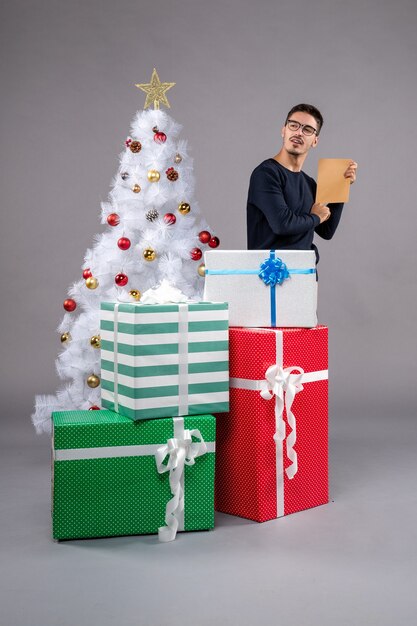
[259,255,290,287]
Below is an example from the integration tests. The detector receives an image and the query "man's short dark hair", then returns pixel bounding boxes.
[286,104,324,134]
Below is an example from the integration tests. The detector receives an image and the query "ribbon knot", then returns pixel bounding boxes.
[260,364,304,479]
[155,426,207,542]
[259,255,290,287]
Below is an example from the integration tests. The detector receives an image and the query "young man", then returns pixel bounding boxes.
[246,104,357,262]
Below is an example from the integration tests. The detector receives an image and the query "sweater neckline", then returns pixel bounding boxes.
[268,158,303,175]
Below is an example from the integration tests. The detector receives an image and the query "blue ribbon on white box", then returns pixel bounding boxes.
[205,250,316,326]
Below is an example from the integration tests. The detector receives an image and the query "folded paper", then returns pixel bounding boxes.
[316,158,351,203]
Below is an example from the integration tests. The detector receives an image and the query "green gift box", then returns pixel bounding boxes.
[52,410,216,541]
[100,301,229,421]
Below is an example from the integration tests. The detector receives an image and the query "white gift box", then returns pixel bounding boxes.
[203,250,317,328]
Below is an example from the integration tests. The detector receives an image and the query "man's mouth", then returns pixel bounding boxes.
[290,137,303,145]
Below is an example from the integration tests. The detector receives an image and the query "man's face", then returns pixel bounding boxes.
[281,111,319,157]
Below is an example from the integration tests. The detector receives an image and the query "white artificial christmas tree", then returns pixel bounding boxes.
[33,69,220,434]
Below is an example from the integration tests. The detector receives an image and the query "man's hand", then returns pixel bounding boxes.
[311,202,331,223]
[344,160,358,184]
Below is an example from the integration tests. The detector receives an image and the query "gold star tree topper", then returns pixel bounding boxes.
[135,68,175,110]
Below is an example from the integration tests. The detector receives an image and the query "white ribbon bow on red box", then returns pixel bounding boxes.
[229,329,328,518]
[260,364,304,479]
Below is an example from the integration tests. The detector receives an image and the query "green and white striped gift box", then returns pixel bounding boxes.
[100,301,229,421]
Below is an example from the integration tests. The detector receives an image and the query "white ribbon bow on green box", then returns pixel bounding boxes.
[155,417,208,542]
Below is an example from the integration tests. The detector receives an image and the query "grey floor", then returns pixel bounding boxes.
[2,410,417,626]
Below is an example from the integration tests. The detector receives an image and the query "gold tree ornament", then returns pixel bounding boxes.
[85,276,99,290]
[178,202,191,215]
[60,332,71,343]
[129,289,141,301]
[135,68,175,110]
[143,247,156,261]
[87,374,100,388]
[147,169,160,182]
[90,335,101,349]
[197,263,206,277]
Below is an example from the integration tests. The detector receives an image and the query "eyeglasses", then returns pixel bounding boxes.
[286,119,318,136]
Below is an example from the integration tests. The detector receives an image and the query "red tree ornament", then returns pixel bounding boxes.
[163,213,176,225]
[82,268,92,279]
[117,237,131,250]
[63,298,77,312]
[107,213,120,227]
[89,405,101,410]
[208,236,220,248]
[153,127,167,144]
[198,230,211,244]
[190,247,203,261]
[115,273,128,286]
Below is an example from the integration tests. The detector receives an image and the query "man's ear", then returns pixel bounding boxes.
[281,125,285,138]
[312,135,319,148]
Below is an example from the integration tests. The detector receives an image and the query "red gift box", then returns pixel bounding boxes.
[215,326,328,522]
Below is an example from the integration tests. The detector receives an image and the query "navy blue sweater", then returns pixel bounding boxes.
[247,159,344,262]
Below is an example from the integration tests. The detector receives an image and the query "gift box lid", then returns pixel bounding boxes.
[229,325,328,379]
[100,301,228,314]
[52,410,216,451]
[204,249,316,270]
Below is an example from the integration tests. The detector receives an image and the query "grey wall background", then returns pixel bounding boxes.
[1,0,416,420]
[2,2,417,625]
